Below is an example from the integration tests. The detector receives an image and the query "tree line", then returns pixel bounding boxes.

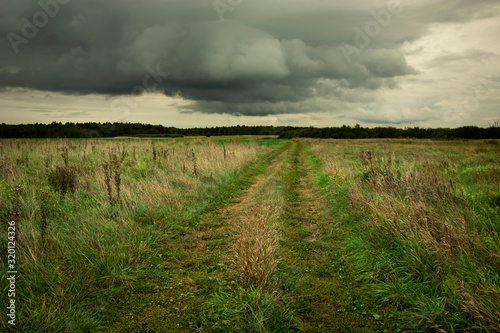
[0,122,282,138]
[0,122,499,140]
[278,124,500,140]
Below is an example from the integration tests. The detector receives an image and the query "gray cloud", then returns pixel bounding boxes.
[426,49,499,69]
[1,0,499,117]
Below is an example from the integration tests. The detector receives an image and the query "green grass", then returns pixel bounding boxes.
[309,138,500,332]
[1,138,499,332]
[0,138,286,332]
[276,140,395,332]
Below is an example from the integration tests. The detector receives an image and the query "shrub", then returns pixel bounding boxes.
[47,164,77,195]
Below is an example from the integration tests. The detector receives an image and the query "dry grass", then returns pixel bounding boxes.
[348,159,497,264]
[458,280,500,328]
[308,139,500,330]
[0,138,269,331]
[226,155,286,290]
[232,209,280,289]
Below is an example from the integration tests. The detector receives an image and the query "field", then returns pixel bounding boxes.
[1,137,499,332]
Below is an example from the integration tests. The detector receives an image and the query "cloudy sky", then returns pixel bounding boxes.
[1,0,499,128]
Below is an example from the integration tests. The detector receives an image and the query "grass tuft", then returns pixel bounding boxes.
[232,211,280,289]
[47,164,77,196]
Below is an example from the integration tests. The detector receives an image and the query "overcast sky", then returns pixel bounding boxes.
[1,0,499,128]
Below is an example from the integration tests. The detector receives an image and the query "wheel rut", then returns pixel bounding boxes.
[281,140,386,332]
[107,143,292,332]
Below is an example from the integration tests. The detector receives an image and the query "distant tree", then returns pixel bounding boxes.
[489,119,500,128]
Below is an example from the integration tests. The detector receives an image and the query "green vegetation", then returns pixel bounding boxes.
[1,121,500,139]
[310,138,500,331]
[1,137,499,332]
[279,125,500,140]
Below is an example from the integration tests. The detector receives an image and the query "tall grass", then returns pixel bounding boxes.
[310,139,500,331]
[233,210,280,289]
[0,138,267,331]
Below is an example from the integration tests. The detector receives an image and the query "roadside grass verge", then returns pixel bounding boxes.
[309,139,500,331]
[0,138,286,332]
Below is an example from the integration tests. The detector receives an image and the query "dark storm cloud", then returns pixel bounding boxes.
[1,0,499,116]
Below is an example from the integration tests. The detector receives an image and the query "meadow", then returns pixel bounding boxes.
[0,137,499,332]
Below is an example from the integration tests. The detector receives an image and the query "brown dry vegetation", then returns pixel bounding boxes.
[0,138,271,332]
[310,139,500,330]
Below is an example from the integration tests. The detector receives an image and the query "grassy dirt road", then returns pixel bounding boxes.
[106,141,394,332]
